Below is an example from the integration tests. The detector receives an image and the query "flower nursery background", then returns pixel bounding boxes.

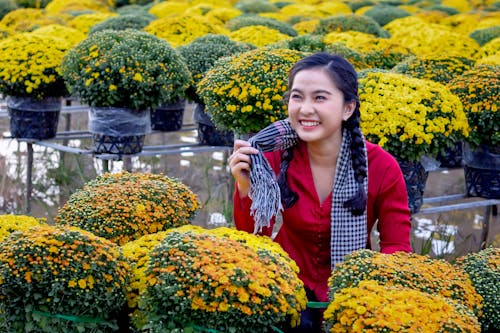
[0,0,497,260]
[0,0,499,332]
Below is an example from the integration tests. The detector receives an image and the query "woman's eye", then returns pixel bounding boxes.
[290,94,302,100]
[316,95,326,101]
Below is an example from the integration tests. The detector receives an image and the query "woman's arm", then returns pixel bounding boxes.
[368,144,412,253]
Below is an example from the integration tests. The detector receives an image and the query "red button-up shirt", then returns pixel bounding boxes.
[234,141,412,301]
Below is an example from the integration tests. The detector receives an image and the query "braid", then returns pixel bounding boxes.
[277,147,298,208]
[343,110,368,216]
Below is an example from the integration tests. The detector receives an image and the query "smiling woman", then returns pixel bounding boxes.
[230,52,412,333]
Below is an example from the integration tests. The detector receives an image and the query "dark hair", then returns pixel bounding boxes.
[278,52,367,215]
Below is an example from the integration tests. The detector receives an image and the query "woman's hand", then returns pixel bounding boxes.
[228,140,259,198]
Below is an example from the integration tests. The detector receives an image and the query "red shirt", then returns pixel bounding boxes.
[234,141,412,301]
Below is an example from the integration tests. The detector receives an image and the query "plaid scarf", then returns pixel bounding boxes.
[248,119,368,268]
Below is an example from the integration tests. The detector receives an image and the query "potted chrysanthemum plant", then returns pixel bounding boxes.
[138,228,307,332]
[177,33,254,146]
[447,64,499,199]
[61,29,190,154]
[358,70,470,213]
[197,47,305,137]
[54,171,200,245]
[0,32,71,139]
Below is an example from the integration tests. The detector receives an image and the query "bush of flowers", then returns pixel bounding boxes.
[234,0,278,14]
[139,229,306,332]
[144,13,227,47]
[88,13,155,34]
[325,42,368,70]
[392,55,475,84]
[0,7,64,33]
[0,214,45,242]
[197,47,305,135]
[470,25,500,46]
[225,14,297,37]
[0,0,17,21]
[323,280,481,333]
[44,0,112,15]
[61,29,190,111]
[324,31,413,69]
[229,24,291,47]
[362,4,411,26]
[384,16,483,59]
[447,64,499,147]
[67,12,118,34]
[358,70,470,162]
[314,14,389,38]
[31,24,85,47]
[120,225,206,330]
[455,247,500,332]
[0,225,130,332]
[328,250,483,317]
[177,33,254,103]
[54,171,200,245]
[0,32,70,99]
[268,33,327,53]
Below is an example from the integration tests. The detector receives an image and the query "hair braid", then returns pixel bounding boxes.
[277,147,298,208]
[343,111,368,216]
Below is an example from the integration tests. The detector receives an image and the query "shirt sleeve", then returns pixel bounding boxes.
[370,147,413,254]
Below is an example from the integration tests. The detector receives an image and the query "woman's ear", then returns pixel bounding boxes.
[342,101,356,121]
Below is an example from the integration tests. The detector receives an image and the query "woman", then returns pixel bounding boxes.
[229,52,412,332]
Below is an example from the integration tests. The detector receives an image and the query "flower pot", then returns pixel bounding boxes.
[397,159,429,214]
[193,103,233,146]
[463,142,500,199]
[151,99,185,132]
[436,140,463,169]
[88,107,151,155]
[6,96,62,140]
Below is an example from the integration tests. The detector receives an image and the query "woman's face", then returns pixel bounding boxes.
[287,67,354,144]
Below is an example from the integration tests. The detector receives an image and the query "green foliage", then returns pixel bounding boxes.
[14,0,50,8]
[392,55,475,84]
[425,5,460,15]
[270,33,327,53]
[314,14,390,38]
[469,25,500,46]
[362,4,411,27]
[115,3,155,15]
[61,29,191,110]
[455,247,500,332]
[234,0,278,14]
[177,34,254,103]
[113,0,155,8]
[88,14,155,34]
[0,0,17,20]
[344,0,375,11]
[226,14,297,36]
[325,42,368,70]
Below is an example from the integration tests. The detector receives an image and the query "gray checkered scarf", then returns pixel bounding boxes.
[248,119,368,268]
